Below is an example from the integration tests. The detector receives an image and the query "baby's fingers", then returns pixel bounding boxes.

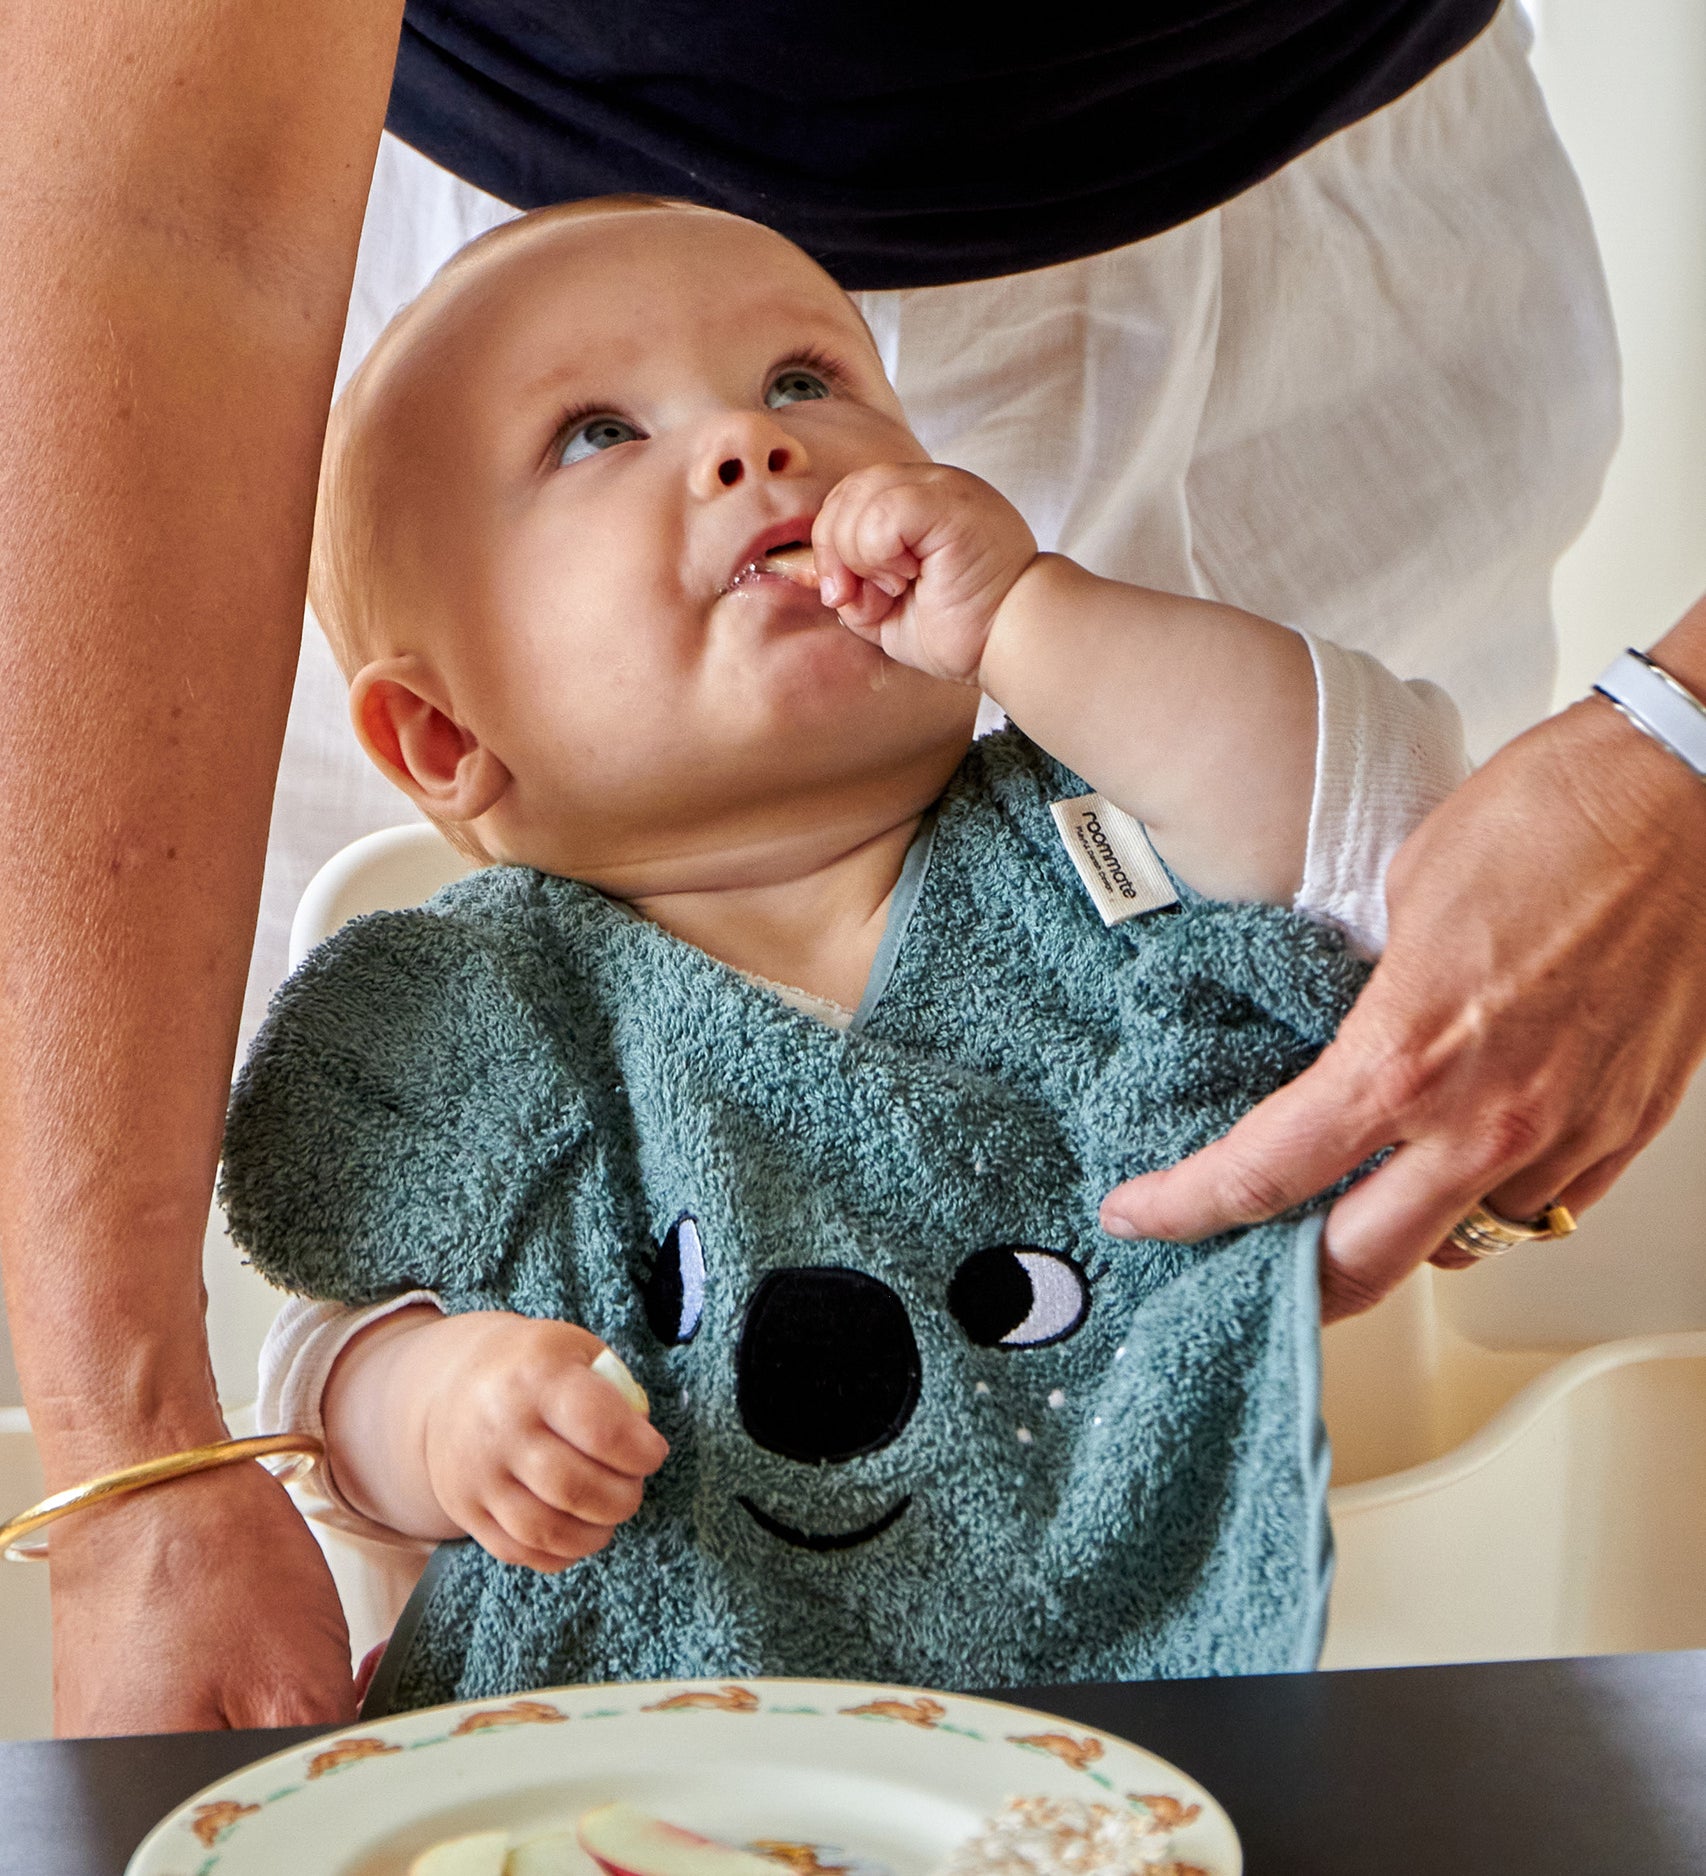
[539,1360,668,1478]
[830,575,903,638]
[815,469,925,603]
[807,533,899,634]
[512,1425,648,1529]
[473,1475,619,1573]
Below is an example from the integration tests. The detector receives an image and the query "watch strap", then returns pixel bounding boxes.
[1592,648,1706,782]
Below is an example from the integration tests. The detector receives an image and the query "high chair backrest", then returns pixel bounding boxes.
[288,823,478,970]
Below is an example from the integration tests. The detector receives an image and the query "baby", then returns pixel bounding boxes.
[226,197,1467,1714]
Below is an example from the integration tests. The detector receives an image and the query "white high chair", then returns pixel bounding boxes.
[281,827,479,1665]
[1317,1066,1706,1666]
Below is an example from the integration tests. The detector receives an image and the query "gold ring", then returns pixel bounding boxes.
[1447,1199,1578,1261]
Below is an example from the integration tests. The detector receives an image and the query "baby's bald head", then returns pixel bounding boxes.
[309,197,877,679]
[315,197,739,676]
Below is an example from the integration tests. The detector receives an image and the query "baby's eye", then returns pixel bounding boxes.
[765,368,831,409]
[556,413,642,466]
[948,1246,1090,1349]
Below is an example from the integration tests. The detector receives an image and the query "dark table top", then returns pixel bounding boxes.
[6,1653,1706,1875]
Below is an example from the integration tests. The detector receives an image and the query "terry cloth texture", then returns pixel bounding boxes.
[223,730,1369,1709]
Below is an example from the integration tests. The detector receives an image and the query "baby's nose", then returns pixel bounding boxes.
[716,441,795,487]
[736,1267,921,1463]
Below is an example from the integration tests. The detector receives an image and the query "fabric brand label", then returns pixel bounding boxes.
[1048,792,1178,925]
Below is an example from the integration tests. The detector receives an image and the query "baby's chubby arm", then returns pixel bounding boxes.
[321,1306,667,1572]
[812,465,1316,903]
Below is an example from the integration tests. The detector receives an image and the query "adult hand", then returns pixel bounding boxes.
[1100,617,1706,1322]
[49,1464,355,1735]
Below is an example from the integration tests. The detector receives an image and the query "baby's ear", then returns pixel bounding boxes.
[350,655,511,822]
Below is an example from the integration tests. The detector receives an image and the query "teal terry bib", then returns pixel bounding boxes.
[222,730,1367,1709]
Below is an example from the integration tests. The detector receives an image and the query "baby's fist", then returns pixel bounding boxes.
[812,464,1037,684]
[420,1313,667,1574]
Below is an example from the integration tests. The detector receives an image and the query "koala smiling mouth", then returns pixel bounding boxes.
[736,1494,912,1552]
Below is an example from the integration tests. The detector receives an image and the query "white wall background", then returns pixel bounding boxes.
[1534,0,1706,701]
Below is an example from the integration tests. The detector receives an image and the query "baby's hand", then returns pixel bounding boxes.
[415,1312,668,1573]
[810,463,1038,684]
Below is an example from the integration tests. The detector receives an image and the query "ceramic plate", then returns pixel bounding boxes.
[126,1678,1240,1876]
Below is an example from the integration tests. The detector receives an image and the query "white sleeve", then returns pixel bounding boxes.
[1293,629,1471,958]
[257,1290,444,1548]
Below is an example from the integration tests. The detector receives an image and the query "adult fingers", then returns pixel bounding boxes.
[1099,1042,1391,1243]
[1343,1095,1674,1305]
[1424,1133,1658,1277]
[1317,1090,1668,1318]
[1318,1139,1511,1319]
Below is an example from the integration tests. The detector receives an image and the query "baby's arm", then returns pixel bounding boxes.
[313,1305,667,1572]
[813,465,1318,902]
[983,560,1317,903]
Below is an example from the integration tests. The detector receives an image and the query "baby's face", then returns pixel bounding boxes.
[363,206,978,889]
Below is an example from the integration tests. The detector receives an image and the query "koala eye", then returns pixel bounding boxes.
[948,1246,1089,1349]
[641,1214,705,1345]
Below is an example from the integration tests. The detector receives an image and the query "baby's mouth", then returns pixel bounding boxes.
[736,1492,910,1551]
[719,542,820,598]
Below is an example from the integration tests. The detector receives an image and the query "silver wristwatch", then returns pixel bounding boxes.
[1593,648,1706,782]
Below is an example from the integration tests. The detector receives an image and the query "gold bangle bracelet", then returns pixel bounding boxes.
[0,1433,323,1563]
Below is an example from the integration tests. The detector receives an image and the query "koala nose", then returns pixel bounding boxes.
[737,1267,921,1464]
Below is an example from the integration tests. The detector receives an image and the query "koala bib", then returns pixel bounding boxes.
[222,730,1368,1711]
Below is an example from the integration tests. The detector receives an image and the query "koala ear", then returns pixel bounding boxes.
[222,902,590,1304]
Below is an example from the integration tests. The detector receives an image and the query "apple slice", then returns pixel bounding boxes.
[590,1347,650,1416]
[578,1803,784,1876]
[508,1830,596,1876]
[760,544,820,589]
[409,1829,511,1876]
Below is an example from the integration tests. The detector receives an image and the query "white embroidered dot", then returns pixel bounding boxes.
[1047,1388,1066,1409]
[974,1381,991,1396]
[1092,1416,1104,1427]
[1115,1345,1127,1360]
[1015,1426,1033,1445]
[679,1387,690,1407]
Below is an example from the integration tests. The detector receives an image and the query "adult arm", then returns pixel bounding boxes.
[0,0,405,1732]
[1101,598,1706,1322]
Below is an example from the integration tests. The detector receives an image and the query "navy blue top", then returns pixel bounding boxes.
[388,0,1500,289]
